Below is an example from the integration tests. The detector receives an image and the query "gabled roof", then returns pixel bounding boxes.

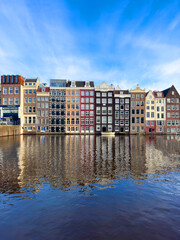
[162,87,171,97]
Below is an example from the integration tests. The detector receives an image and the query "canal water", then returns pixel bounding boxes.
[0,135,179,240]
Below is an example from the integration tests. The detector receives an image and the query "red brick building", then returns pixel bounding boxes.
[0,75,25,125]
[163,85,180,134]
[80,83,95,133]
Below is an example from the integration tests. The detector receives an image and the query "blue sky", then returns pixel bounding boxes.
[0,0,180,91]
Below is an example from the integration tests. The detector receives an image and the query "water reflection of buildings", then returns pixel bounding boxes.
[0,136,21,194]
[0,135,180,196]
[145,135,180,174]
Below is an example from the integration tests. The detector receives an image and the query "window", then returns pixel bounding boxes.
[96,98,100,104]
[115,120,119,125]
[115,105,119,110]
[33,97,36,103]
[146,121,150,126]
[33,117,36,124]
[108,107,112,114]
[29,89,32,94]
[90,118,94,125]
[102,98,107,104]
[3,98,7,105]
[90,104,94,110]
[132,109,135,114]
[131,101,135,107]
[96,116,100,123]
[96,107,100,114]
[29,98,32,103]
[102,92,107,97]
[151,112,154,118]
[9,98,13,105]
[29,117,32,124]
[9,87,13,94]
[3,87,7,94]
[90,91,94,96]
[90,111,94,116]
[132,117,135,123]
[15,98,19,105]
[96,92,100,97]
[132,94,135,98]
[108,98,112,104]
[136,94,140,99]
[147,112,150,118]
[136,109,139,114]
[102,116,107,123]
[115,99,119,104]
[33,107,36,113]
[115,111,119,118]
[141,117,144,123]
[108,116,112,123]
[125,105,129,110]
[14,87,19,94]
[81,91,85,96]
[141,94,144,98]
[141,109,144,114]
[136,117,139,123]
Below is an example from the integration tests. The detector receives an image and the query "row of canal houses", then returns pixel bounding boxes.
[0,75,179,134]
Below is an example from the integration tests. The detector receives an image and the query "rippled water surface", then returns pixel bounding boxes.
[0,135,180,240]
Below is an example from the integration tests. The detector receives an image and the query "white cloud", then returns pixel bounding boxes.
[143,59,180,92]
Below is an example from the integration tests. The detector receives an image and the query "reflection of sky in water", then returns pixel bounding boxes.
[0,135,179,240]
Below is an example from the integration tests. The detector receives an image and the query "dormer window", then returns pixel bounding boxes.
[157,92,162,97]
[42,88,45,92]
[172,91,174,95]
[71,81,76,87]
[85,81,90,87]
[120,91,123,95]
